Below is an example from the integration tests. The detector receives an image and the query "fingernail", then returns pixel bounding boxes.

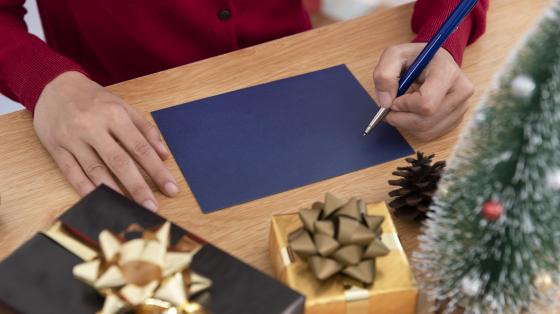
[164,181,179,196]
[159,142,169,154]
[377,91,393,108]
[143,199,158,212]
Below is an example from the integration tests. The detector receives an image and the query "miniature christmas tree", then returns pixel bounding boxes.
[415,2,560,313]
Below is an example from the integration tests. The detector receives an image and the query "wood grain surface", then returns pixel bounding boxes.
[0,0,549,277]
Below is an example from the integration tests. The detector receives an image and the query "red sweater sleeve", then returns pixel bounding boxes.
[0,0,85,113]
[412,0,489,65]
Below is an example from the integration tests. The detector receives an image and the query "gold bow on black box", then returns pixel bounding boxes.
[45,221,211,314]
[288,193,390,285]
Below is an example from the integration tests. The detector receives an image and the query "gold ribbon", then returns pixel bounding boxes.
[271,200,418,314]
[44,221,211,314]
[288,193,390,285]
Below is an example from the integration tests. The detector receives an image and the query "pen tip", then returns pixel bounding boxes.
[362,132,367,137]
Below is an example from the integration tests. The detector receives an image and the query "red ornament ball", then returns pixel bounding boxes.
[482,200,503,221]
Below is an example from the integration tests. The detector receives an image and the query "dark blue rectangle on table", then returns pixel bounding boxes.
[152,65,414,213]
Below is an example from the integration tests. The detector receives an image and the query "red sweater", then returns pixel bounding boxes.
[0,0,488,113]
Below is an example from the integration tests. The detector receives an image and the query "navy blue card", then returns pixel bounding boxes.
[152,65,414,213]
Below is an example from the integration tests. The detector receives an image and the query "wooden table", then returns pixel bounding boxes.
[0,0,549,276]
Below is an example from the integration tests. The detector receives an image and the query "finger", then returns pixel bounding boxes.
[414,98,469,141]
[373,47,408,108]
[119,104,170,160]
[392,66,459,116]
[68,143,123,194]
[413,75,474,139]
[50,147,95,196]
[385,111,430,133]
[110,119,179,197]
[89,134,159,211]
[386,89,470,140]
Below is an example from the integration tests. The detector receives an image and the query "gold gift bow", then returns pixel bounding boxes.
[272,201,416,314]
[288,193,390,285]
[43,221,211,314]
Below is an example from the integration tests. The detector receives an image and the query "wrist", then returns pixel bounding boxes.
[35,71,94,118]
[44,71,90,91]
[40,70,95,99]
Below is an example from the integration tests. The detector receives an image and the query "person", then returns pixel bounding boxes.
[0,0,489,211]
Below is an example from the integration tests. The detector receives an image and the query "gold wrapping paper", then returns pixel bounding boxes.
[270,201,418,314]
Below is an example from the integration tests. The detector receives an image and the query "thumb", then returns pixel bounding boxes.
[373,47,407,108]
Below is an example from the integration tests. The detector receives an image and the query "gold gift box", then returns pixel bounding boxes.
[269,202,418,314]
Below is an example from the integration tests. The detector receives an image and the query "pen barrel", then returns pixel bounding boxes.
[396,0,479,97]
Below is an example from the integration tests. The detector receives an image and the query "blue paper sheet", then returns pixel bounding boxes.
[152,65,414,213]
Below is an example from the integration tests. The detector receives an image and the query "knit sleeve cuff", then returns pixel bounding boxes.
[1,42,87,114]
[412,14,473,66]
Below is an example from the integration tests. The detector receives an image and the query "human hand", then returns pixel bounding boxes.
[373,43,474,141]
[34,71,178,211]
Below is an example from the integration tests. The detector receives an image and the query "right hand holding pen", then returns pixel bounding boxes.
[33,71,179,211]
[373,43,474,141]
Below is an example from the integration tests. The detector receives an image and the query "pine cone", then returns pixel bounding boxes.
[388,152,446,220]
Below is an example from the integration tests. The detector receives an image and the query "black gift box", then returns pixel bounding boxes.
[0,186,304,314]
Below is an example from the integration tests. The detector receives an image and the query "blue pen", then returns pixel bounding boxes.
[363,0,479,136]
